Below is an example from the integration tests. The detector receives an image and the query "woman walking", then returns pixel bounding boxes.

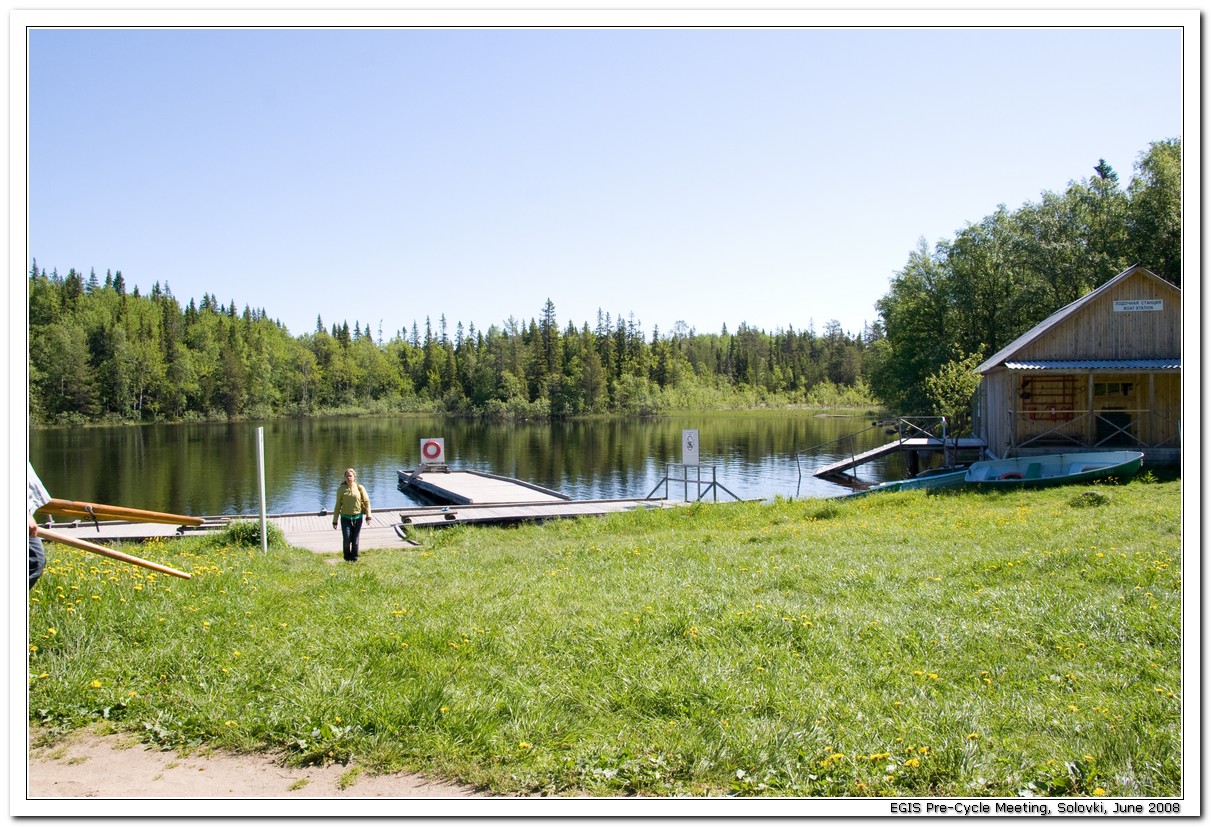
[332,468,372,562]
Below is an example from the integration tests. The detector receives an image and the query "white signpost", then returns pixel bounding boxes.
[256,426,267,553]
[682,429,700,467]
[420,437,446,466]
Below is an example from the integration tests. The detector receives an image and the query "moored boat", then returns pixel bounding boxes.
[840,466,969,497]
[963,451,1144,488]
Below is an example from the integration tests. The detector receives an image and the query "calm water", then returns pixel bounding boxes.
[28,412,911,516]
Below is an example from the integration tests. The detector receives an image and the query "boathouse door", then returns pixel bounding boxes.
[1093,377,1137,447]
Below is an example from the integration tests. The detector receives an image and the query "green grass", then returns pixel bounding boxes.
[26,476,1183,797]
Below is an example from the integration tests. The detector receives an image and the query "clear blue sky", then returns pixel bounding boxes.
[26,22,1184,341]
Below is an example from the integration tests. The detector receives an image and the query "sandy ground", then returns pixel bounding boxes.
[25,727,486,800]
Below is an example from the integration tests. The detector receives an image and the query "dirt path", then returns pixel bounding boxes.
[25,727,486,799]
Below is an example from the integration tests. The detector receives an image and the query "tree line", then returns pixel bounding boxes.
[865,138,1181,428]
[28,138,1179,428]
[28,271,871,426]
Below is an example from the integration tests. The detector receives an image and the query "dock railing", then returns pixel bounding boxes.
[1011,406,1181,452]
[795,420,882,479]
[801,415,973,480]
[646,464,742,502]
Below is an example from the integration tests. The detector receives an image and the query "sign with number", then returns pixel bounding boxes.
[682,429,700,467]
[420,438,445,464]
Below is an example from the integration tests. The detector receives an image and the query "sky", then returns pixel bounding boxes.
[23,15,1187,342]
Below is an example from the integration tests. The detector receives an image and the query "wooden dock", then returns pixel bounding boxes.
[397,467,570,505]
[40,499,678,556]
[813,437,986,477]
[39,465,677,556]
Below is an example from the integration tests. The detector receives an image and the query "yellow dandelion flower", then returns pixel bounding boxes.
[518,742,532,750]
[90,680,102,688]
[967,733,980,740]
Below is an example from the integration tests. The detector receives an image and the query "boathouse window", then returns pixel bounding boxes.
[1093,382,1134,397]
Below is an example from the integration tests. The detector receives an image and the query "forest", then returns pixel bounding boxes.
[28,138,1179,428]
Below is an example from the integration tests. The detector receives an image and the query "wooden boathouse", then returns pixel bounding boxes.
[972,265,1181,463]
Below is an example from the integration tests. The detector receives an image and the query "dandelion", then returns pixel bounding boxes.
[518,742,532,750]
[90,680,102,688]
[967,733,980,740]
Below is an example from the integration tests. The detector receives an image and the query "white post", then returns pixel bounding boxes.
[257,427,268,553]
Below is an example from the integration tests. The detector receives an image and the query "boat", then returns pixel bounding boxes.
[840,466,969,497]
[963,450,1144,488]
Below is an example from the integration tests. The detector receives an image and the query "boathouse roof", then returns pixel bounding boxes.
[1003,359,1181,372]
[976,265,1180,375]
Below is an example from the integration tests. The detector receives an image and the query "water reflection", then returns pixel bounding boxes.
[29,412,906,516]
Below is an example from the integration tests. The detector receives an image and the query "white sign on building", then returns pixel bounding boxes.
[1113,299,1164,312]
[682,429,700,467]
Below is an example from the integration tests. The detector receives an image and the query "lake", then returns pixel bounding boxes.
[28,412,913,516]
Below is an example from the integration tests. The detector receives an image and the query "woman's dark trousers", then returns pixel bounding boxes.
[340,515,363,561]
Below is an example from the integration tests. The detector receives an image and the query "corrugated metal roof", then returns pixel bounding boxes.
[1004,359,1181,371]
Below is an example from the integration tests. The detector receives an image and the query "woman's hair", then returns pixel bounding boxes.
[344,468,357,479]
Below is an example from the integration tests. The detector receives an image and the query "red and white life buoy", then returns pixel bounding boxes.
[421,438,445,463]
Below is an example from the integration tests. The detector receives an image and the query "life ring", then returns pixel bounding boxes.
[998,471,1025,480]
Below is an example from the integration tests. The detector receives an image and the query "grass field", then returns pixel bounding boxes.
[26,475,1183,797]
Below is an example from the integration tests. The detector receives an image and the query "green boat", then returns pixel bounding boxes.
[964,450,1144,488]
[841,466,969,497]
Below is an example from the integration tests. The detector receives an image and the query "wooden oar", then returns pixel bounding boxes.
[36,527,192,579]
[37,498,205,527]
